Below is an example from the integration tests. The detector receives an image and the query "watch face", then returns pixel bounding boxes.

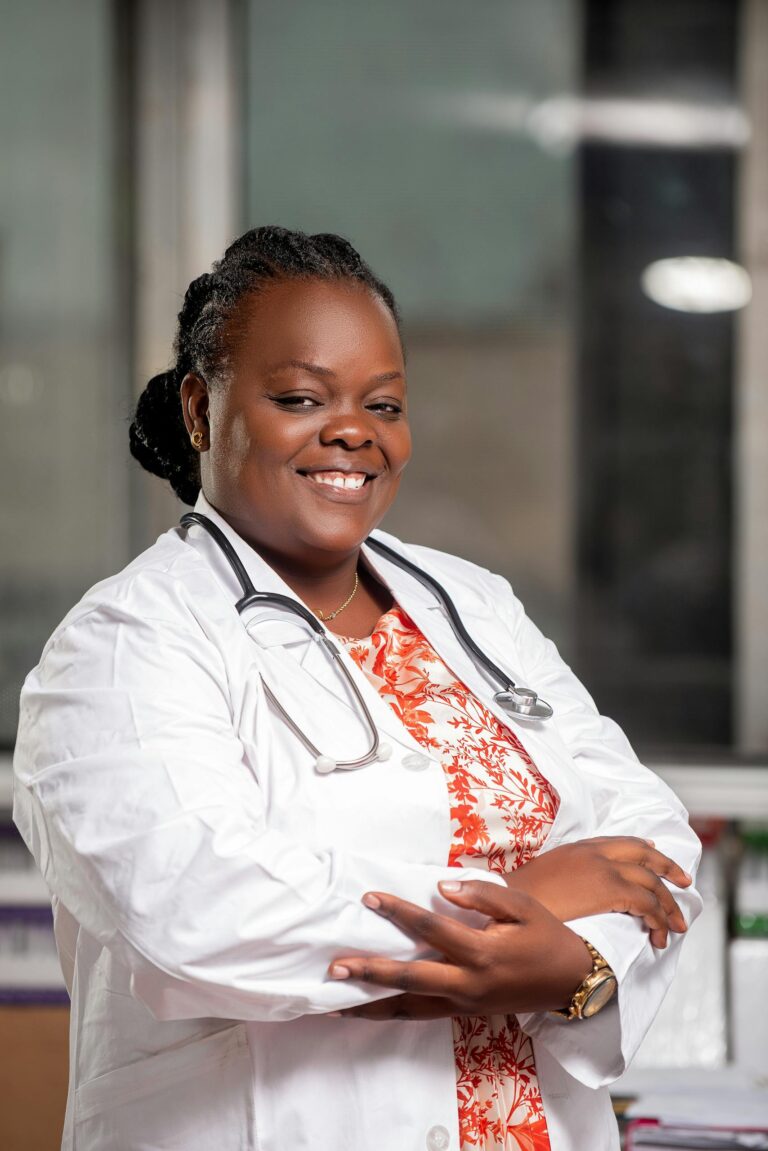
[582,975,618,1018]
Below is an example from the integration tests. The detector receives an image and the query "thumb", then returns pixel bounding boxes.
[438,878,531,923]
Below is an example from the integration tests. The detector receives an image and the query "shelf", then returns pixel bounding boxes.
[0,757,12,809]
[0,872,51,907]
[648,763,768,820]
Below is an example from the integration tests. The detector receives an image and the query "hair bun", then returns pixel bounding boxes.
[129,370,200,504]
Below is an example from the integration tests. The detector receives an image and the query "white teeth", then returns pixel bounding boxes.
[306,471,367,491]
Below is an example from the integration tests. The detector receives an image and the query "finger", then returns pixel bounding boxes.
[595,838,692,887]
[614,880,671,947]
[649,926,669,950]
[625,864,688,934]
[641,848,692,889]
[437,878,533,924]
[337,993,457,1022]
[329,955,465,998]
[359,891,480,963]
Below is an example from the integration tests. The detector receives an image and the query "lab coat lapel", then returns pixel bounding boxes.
[185,497,428,756]
[359,532,508,705]
[361,533,585,832]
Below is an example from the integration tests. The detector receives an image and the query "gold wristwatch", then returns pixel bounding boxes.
[551,939,618,1021]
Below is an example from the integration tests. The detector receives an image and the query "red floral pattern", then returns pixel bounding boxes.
[343,605,559,1151]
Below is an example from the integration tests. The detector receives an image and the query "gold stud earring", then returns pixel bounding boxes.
[191,429,206,450]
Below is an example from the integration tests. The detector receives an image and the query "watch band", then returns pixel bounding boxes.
[551,938,618,1021]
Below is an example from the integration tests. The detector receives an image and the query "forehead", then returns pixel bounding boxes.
[226,278,403,372]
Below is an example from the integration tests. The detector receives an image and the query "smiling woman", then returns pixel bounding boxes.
[181,277,411,628]
[14,226,702,1151]
[130,230,411,632]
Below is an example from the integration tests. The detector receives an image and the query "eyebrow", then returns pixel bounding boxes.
[267,359,404,384]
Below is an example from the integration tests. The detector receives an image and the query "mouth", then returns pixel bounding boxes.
[296,468,379,501]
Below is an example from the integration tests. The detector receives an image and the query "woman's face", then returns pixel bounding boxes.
[184,277,411,567]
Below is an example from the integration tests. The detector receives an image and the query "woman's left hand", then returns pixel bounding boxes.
[328,880,593,1021]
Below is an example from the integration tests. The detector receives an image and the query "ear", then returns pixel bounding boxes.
[180,373,209,436]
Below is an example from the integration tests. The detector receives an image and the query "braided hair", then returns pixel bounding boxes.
[129,225,401,505]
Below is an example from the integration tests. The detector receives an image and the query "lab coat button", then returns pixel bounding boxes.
[402,753,430,772]
[426,1125,450,1150]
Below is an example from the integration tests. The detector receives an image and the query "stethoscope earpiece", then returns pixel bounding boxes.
[315,742,392,774]
[314,755,337,775]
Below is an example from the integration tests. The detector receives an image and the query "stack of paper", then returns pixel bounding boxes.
[625,1083,768,1150]
[628,1121,768,1148]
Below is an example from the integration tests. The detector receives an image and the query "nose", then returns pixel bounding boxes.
[319,407,376,450]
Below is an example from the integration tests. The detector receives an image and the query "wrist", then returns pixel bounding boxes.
[504,869,532,899]
[552,935,618,1021]
[553,929,594,1009]
[539,927,593,1012]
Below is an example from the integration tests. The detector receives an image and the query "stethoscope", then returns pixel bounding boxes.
[181,512,554,774]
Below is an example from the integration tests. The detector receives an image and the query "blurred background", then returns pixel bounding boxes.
[1,0,767,1146]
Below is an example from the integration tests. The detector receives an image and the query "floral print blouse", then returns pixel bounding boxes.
[342,604,559,1151]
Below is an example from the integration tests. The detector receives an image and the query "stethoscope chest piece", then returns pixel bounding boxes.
[494,687,554,721]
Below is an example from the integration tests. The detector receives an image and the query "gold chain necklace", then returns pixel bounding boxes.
[315,571,360,622]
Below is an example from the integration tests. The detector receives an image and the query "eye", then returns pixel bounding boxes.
[271,395,320,410]
[368,401,403,417]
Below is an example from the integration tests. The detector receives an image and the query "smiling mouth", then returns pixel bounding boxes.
[300,470,372,492]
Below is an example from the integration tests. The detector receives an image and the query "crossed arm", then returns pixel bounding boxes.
[329,836,693,1020]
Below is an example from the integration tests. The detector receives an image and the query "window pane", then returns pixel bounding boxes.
[0,0,128,745]
[240,0,740,754]
[243,0,580,647]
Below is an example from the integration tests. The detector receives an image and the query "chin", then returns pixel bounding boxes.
[300,518,377,556]
[307,530,371,556]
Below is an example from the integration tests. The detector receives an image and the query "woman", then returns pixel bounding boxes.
[13,226,701,1151]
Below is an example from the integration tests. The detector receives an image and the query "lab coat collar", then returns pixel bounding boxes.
[188,493,307,605]
[186,492,489,621]
[182,494,500,758]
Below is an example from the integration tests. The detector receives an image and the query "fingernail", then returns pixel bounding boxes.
[439,880,463,893]
[362,893,381,910]
[327,1011,342,1017]
[645,839,656,847]
[684,871,692,882]
[329,965,351,980]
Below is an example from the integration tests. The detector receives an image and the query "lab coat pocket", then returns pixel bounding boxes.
[74,1023,255,1150]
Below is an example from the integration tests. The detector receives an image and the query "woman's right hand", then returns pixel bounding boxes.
[507,836,693,948]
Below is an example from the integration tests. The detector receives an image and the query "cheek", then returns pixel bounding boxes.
[214,411,257,484]
[391,427,412,476]
[378,438,410,508]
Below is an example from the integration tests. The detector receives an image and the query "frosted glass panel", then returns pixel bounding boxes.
[0,0,128,743]
[245,0,577,324]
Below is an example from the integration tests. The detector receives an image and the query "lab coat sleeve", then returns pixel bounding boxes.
[12,596,505,1024]
[489,575,704,1089]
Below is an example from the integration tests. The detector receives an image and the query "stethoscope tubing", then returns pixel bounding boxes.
[180,512,552,773]
[180,512,386,771]
[364,536,516,694]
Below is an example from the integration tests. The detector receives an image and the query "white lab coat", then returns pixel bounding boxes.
[13,492,702,1151]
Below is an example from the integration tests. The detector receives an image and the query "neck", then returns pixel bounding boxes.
[206,503,388,628]
[273,554,361,615]
[230,529,362,614]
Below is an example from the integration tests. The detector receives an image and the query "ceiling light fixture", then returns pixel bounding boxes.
[641,257,752,314]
